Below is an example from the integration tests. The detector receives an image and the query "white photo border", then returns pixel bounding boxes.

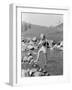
[10,4,70,86]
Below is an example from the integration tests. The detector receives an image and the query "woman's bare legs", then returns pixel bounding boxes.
[34,50,40,63]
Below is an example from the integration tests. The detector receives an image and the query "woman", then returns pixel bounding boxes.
[34,34,49,66]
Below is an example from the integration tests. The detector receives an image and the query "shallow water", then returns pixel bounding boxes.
[21,48,63,76]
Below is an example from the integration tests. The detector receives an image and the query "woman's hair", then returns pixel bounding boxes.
[40,33,45,40]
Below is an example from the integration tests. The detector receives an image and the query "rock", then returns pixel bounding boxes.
[37,68,43,72]
[29,68,37,76]
[21,69,29,77]
[33,71,41,76]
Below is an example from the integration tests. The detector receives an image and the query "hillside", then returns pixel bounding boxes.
[21,22,63,41]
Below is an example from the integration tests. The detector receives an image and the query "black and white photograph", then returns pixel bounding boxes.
[21,12,63,77]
